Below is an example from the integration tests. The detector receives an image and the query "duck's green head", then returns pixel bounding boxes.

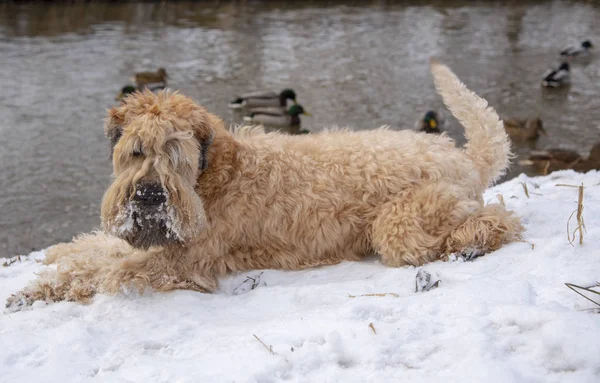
[423,110,440,130]
[420,111,442,134]
[279,89,297,106]
[116,85,137,101]
[287,104,311,117]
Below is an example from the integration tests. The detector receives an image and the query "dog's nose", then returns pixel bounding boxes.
[133,183,167,206]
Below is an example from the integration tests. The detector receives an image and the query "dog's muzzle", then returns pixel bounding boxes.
[118,182,182,249]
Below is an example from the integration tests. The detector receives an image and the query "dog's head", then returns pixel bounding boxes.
[101,90,219,249]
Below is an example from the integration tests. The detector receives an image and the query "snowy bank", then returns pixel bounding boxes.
[1,171,600,383]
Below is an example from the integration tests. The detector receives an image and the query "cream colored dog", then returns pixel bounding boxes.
[6,61,523,310]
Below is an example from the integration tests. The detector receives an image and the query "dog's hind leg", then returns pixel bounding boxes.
[372,183,523,267]
[443,203,523,258]
[372,182,481,267]
[371,182,483,267]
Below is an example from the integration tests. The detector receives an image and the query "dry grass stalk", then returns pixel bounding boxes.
[2,259,16,267]
[521,182,530,198]
[565,282,600,311]
[566,183,586,246]
[542,161,550,176]
[369,322,377,334]
[496,194,505,207]
[2,255,21,267]
[348,293,399,298]
[576,183,585,245]
[252,334,275,355]
[519,240,535,250]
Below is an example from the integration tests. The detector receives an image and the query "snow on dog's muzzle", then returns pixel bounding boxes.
[112,182,183,249]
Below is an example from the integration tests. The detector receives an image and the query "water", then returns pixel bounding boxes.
[1,1,599,256]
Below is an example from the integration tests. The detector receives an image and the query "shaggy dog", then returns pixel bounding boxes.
[6,61,523,310]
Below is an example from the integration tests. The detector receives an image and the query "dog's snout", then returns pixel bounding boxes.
[133,183,167,206]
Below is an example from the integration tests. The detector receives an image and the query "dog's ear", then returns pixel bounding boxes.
[107,127,123,160]
[105,109,127,161]
[192,112,223,171]
[199,129,214,170]
[105,109,126,161]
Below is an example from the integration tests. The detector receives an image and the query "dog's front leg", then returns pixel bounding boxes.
[100,249,219,295]
[6,240,217,311]
[5,249,129,310]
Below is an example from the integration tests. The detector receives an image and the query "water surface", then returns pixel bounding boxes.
[1,1,599,256]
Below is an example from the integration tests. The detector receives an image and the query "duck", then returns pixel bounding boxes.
[542,62,570,88]
[415,110,444,134]
[115,85,137,101]
[243,104,311,134]
[518,142,600,175]
[503,117,546,141]
[115,82,167,101]
[133,68,168,87]
[560,40,593,59]
[229,89,297,111]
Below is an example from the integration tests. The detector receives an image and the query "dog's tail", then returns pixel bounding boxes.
[429,59,511,187]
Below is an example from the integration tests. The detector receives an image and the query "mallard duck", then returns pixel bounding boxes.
[503,117,546,141]
[229,89,297,110]
[519,142,600,175]
[415,110,444,134]
[243,104,311,134]
[115,85,137,101]
[542,62,570,88]
[560,40,593,59]
[115,83,167,101]
[133,68,168,87]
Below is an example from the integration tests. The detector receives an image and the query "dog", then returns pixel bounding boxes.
[6,61,523,310]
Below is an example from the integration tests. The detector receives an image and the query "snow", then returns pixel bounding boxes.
[112,196,183,242]
[1,171,600,383]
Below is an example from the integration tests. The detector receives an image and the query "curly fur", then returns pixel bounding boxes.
[6,61,523,310]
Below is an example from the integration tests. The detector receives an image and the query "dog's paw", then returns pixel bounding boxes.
[232,272,267,295]
[445,247,486,263]
[459,247,486,261]
[415,269,441,293]
[5,291,35,313]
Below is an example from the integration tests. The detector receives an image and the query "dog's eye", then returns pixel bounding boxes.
[132,149,144,157]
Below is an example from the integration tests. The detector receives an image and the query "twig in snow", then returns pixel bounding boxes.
[566,183,586,246]
[556,183,600,188]
[252,334,275,355]
[496,194,505,207]
[369,323,377,334]
[542,161,550,176]
[521,182,530,198]
[565,282,600,311]
[517,239,535,250]
[2,255,21,267]
[348,293,399,298]
[2,259,16,267]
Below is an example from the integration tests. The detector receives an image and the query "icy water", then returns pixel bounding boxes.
[1,1,599,256]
